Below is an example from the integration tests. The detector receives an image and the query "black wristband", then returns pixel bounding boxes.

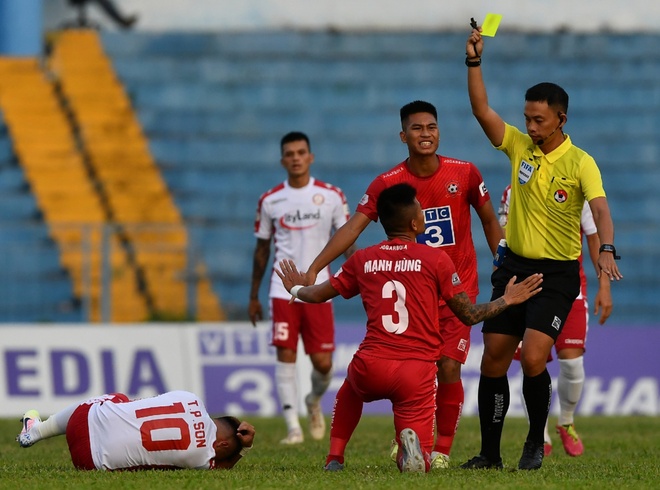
[599,244,620,260]
[465,57,481,67]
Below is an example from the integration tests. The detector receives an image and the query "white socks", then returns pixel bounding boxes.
[557,356,585,426]
[308,368,333,404]
[32,402,80,442]
[275,361,301,432]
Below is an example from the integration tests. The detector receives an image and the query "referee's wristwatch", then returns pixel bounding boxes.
[599,244,620,260]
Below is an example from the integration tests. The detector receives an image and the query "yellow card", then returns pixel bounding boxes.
[481,13,502,37]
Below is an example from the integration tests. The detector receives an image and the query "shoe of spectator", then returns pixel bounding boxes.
[556,424,584,456]
[16,410,41,448]
[324,460,344,471]
[399,428,427,473]
[460,454,503,469]
[279,428,303,445]
[305,393,326,440]
[518,440,544,470]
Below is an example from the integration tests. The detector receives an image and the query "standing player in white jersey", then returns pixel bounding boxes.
[16,390,255,470]
[499,185,612,457]
[249,131,355,444]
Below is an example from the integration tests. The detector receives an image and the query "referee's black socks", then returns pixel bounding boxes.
[522,369,552,445]
[477,374,509,463]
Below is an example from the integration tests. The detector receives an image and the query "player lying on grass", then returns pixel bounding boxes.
[276,183,543,472]
[16,390,254,471]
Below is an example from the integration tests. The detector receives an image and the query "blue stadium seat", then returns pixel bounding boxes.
[0,244,63,275]
[0,193,40,221]
[0,165,26,191]
[0,136,13,162]
[103,31,660,324]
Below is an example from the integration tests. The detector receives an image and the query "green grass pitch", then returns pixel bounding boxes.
[2,415,659,489]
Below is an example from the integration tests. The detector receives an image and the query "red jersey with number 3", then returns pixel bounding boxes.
[356,156,490,298]
[86,391,217,470]
[330,238,465,361]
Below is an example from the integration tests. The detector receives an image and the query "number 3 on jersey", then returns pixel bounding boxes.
[382,280,409,334]
[417,206,455,247]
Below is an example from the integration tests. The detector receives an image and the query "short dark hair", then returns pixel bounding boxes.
[377,183,418,234]
[280,131,311,154]
[214,416,242,462]
[400,100,438,129]
[525,82,569,114]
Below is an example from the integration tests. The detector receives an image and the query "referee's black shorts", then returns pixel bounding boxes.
[482,250,580,341]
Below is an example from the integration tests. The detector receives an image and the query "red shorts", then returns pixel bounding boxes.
[513,295,588,361]
[66,393,130,470]
[437,296,475,364]
[269,298,335,354]
[555,294,588,352]
[347,352,437,451]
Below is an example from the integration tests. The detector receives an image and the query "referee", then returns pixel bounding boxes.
[461,24,622,471]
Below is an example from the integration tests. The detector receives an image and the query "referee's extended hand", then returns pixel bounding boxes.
[597,253,623,281]
[466,25,483,59]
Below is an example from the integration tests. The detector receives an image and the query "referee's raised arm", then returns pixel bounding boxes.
[466,24,505,148]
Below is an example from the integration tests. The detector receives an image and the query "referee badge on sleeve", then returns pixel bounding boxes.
[518,160,535,185]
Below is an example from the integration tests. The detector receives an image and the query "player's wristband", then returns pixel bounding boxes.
[598,244,620,260]
[239,445,252,457]
[465,57,481,67]
[290,285,303,299]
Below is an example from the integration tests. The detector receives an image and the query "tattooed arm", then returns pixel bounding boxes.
[446,274,543,325]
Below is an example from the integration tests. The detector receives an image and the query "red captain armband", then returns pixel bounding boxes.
[599,244,620,260]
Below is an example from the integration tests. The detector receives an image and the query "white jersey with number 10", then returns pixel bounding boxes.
[87,391,217,470]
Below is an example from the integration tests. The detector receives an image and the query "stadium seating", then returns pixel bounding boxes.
[0,124,81,322]
[48,30,225,321]
[63,31,660,323]
[0,57,150,322]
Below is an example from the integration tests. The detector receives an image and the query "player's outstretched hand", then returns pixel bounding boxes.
[502,274,543,305]
[303,269,318,287]
[275,259,305,294]
[237,421,255,449]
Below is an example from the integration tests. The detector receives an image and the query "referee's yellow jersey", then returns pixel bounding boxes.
[497,124,605,261]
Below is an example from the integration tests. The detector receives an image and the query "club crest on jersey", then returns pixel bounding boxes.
[447,182,459,194]
[518,160,534,185]
[554,189,568,203]
[312,193,325,205]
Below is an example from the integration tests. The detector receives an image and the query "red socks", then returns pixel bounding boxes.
[434,381,464,455]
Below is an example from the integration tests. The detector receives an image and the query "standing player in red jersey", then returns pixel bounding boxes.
[305,101,504,468]
[279,183,542,473]
[249,132,355,445]
[16,390,255,471]
[499,185,612,457]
